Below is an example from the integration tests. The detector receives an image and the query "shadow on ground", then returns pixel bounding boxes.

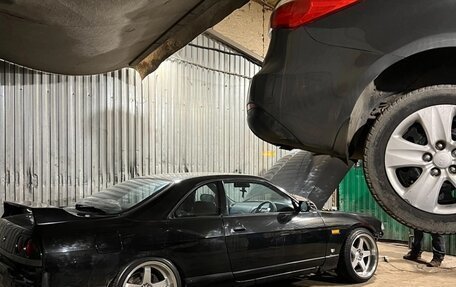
[257,242,456,287]
[258,274,352,287]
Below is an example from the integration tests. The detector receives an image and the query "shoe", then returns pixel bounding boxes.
[403,251,422,262]
[427,258,443,267]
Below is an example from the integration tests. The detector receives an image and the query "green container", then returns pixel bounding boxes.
[339,165,456,256]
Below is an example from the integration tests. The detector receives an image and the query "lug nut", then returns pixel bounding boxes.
[436,141,446,150]
[452,149,456,158]
[423,153,433,162]
[431,168,441,177]
[450,166,456,174]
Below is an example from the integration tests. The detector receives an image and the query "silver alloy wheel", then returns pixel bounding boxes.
[349,233,378,279]
[385,104,456,214]
[123,261,178,287]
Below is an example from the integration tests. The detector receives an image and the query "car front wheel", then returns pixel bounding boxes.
[364,85,456,234]
[337,228,378,283]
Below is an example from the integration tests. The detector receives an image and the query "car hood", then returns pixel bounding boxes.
[0,0,247,78]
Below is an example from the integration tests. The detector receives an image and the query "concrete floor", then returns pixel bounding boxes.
[260,242,456,287]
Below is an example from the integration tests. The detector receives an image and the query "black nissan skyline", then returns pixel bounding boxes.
[0,173,382,287]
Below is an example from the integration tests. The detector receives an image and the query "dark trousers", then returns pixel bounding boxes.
[412,230,446,259]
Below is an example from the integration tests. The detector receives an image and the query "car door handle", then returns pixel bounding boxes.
[232,226,247,232]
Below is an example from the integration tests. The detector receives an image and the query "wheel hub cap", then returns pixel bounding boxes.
[434,152,452,168]
[385,104,456,214]
[357,249,363,260]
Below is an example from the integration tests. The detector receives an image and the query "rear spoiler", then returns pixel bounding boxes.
[2,201,84,225]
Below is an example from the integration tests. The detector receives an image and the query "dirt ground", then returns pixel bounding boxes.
[260,242,456,287]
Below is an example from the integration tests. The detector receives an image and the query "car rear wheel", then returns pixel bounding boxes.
[364,85,456,234]
[337,228,378,283]
[116,258,181,287]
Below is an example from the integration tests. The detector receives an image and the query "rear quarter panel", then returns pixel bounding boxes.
[306,0,456,56]
[305,0,456,147]
[38,219,124,287]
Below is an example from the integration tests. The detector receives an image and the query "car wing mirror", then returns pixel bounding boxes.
[298,201,310,212]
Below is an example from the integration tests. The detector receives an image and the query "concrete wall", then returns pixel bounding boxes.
[214,1,272,58]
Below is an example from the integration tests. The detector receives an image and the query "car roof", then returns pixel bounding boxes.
[136,172,266,183]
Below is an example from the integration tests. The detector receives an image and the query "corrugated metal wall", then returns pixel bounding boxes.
[339,164,456,256]
[0,34,287,209]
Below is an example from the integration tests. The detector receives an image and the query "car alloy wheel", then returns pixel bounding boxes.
[123,261,178,287]
[349,233,377,279]
[364,85,456,234]
[337,228,378,283]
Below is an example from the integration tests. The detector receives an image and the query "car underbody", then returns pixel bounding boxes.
[0,0,248,78]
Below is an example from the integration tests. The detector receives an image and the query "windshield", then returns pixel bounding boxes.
[74,178,171,214]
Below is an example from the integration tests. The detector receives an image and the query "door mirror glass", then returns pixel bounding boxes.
[299,201,310,212]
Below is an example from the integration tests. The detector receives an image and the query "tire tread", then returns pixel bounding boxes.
[363,85,456,234]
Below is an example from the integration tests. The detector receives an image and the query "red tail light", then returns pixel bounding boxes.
[247,103,257,111]
[16,237,41,259]
[16,237,24,255]
[25,239,36,258]
[271,0,360,29]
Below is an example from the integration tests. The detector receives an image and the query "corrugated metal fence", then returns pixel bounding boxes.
[0,34,287,209]
[340,164,456,256]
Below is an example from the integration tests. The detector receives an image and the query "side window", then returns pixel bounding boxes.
[224,181,294,215]
[175,183,219,217]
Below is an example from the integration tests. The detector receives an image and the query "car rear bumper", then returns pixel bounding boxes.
[248,28,378,156]
[0,253,43,287]
[247,105,302,150]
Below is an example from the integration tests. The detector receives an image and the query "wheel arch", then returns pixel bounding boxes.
[346,46,456,159]
[348,224,376,239]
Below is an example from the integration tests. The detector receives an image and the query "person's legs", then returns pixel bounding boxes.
[431,233,446,258]
[411,229,424,254]
[404,229,423,261]
[428,233,445,267]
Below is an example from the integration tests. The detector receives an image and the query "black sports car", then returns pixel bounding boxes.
[0,173,382,287]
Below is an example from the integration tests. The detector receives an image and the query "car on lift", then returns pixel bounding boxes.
[247,0,456,234]
[0,174,382,287]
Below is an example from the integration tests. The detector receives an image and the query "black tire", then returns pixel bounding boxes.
[113,258,181,287]
[364,85,456,234]
[337,228,378,283]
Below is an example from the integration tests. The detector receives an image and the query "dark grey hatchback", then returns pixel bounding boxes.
[248,0,456,234]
